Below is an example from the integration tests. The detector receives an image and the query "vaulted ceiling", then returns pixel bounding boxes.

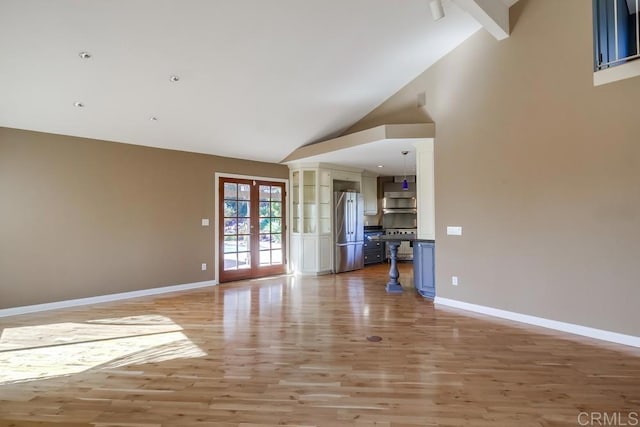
[0,0,515,166]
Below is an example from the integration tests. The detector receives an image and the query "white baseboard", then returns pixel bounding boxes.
[434,297,640,348]
[0,280,218,318]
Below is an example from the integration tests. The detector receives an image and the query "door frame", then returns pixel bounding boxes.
[214,172,290,283]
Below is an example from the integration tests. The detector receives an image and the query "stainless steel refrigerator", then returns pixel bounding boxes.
[334,191,364,273]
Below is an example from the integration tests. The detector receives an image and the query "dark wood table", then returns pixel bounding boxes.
[367,234,416,294]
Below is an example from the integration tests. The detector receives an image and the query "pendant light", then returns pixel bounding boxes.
[401,150,409,191]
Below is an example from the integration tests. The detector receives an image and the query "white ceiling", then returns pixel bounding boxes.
[0,1,511,169]
[290,138,425,177]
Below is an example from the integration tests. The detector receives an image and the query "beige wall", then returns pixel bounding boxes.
[348,0,640,336]
[0,127,288,309]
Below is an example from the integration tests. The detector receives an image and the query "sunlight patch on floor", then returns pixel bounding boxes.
[0,315,206,385]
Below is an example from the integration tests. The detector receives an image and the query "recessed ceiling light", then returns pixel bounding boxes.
[78,51,91,59]
[150,116,158,121]
[377,165,384,168]
[73,101,84,107]
[169,75,180,82]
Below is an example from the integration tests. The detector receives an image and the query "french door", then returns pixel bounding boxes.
[218,177,286,282]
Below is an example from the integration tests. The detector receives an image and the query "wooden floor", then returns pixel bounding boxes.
[1,263,639,427]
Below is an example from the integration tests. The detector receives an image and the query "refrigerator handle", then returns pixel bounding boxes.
[348,198,352,238]
[351,197,355,238]
[346,199,350,237]
[350,195,355,240]
[351,198,356,237]
[346,199,351,238]
[352,198,356,237]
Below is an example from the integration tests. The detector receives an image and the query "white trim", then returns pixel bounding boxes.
[453,0,510,41]
[414,139,435,241]
[594,59,640,86]
[434,297,640,348]
[213,173,290,282]
[214,172,289,183]
[0,280,217,318]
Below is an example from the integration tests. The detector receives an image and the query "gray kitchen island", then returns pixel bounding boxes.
[367,234,435,296]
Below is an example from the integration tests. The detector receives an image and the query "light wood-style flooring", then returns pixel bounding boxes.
[1,263,639,426]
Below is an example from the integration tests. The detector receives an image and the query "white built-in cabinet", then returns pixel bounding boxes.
[289,163,362,275]
[362,175,378,216]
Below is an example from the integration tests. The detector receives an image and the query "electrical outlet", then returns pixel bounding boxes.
[201,263,207,271]
[201,218,209,226]
[451,276,458,286]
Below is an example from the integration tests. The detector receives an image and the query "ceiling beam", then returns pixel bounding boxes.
[280,123,435,164]
[454,0,510,40]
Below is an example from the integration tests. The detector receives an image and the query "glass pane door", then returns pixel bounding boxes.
[222,181,252,272]
[219,177,286,282]
[258,185,283,267]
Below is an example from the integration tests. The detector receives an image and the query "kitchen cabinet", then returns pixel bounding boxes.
[289,166,332,275]
[291,169,331,234]
[363,230,385,265]
[413,240,435,299]
[362,175,378,215]
[331,169,361,184]
[289,163,365,275]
